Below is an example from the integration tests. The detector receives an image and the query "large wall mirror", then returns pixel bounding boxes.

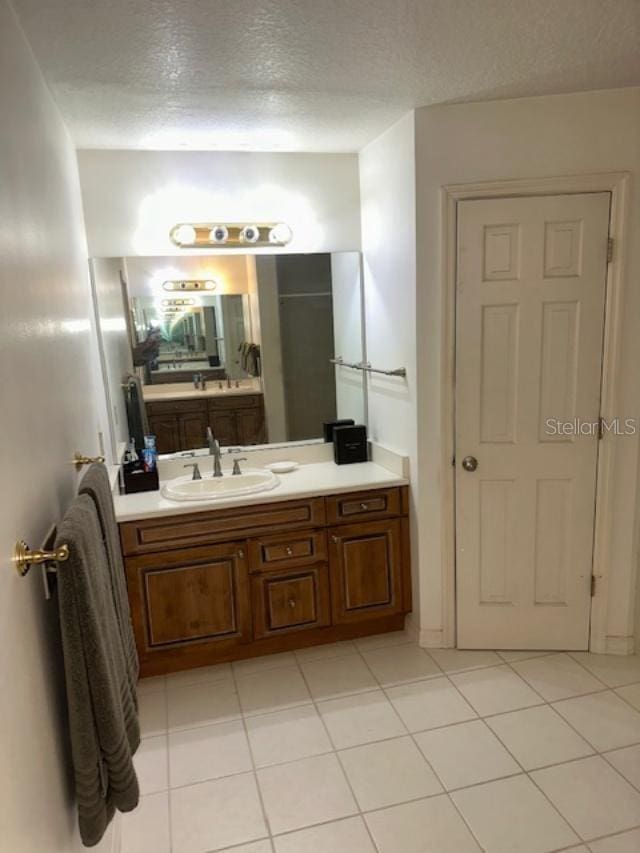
[90,252,366,458]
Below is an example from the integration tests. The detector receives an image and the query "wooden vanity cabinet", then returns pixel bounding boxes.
[121,486,411,676]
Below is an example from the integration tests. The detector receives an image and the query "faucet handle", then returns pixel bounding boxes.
[184,462,202,480]
[232,457,248,476]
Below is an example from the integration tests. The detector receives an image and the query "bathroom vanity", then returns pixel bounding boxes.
[116,464,411,677]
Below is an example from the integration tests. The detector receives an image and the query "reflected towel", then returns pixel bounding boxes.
[56,495,140,847]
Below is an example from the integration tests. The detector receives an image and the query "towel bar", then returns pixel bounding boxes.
[73,452,105,468]
[13,540,69,577]
[330,356,407,378]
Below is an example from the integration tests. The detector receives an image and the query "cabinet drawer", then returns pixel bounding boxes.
[146,399,208,415]
[120,498,326,556]
[252,564,330,639]
[249,530,327,572]
[326,488,402,524]
[209,394,263,410]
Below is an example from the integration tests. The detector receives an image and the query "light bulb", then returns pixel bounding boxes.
[204,280,217,290]
[173,224,197,245]
[269,223,293,244]
[240,224,260,244]
[209,225,228,244]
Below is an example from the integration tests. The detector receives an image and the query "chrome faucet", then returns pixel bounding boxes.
[183,462,202,480]
[207,427,223,477]
[232,457,247,476]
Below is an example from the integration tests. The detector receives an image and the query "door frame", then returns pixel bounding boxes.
[440,172,631,652]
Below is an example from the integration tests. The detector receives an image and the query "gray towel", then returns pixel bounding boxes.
[56,495,140,847]
[79,463,139,690]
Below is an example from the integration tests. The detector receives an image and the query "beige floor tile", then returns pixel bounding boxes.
[486,704,594,770]
[169,719,252,788]
[590,829,640,853]
[428,648,502,673]
[257,753,357,835]
[134,735,168,795]
[511,652,605,701]
[217,842,273,853]
[553,691,640,751]
[415,719,519,790]
[167,680,241,731]
[362,644,441,686]
[233,651,298,675]
[165,662,233,692]
[569,653,640,688]
[170,772,267,853]
[138,689,167,737]
[497,650,555,663]
[616,681,640,712]
[318,688,406,749]
[387,676,476,732]
[452,774,578,852]
[532,755,640,840]
[300,654,377,700]
[121,791,170,853]
[245,704,332,768]
[365,795,481,853]
[274,816,375,853]
[354,630,412,652]
[294,640,358,663]
[339,735,442,810]
[236,666,311,717]
[450,665,544,716]
[604,744,640,789]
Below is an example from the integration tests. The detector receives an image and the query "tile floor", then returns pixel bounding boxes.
[124,635,640,853]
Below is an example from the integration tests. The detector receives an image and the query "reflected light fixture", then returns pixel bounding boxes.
[170,222,293,248]
[162,280,218,292]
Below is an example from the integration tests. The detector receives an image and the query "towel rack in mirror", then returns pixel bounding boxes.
[330,356,407,378]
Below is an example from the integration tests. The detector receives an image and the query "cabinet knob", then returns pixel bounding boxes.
[360,503,369,511]
[331,535,339,544]
[288,599,296,609]
[237,549,245,559]
[285,547,293,556]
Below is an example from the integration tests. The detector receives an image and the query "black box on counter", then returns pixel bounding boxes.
[323,418,355,443]
[333,424,368,465]
[121,462,159,494]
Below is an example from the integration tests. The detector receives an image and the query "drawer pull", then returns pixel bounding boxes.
[288,599,296,609]
[360,503,369,510]
[285,547,293,556]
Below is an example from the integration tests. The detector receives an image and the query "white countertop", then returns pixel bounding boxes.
[143,380,263,403]
[114,460,408,522]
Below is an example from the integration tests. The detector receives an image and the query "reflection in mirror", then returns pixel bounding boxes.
[90,252,366,459]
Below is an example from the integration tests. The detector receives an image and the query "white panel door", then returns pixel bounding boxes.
[456,193,610,649]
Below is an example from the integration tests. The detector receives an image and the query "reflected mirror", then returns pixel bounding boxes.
[90,252,366,457]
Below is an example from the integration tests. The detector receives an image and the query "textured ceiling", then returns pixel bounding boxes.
[13,0,640,151]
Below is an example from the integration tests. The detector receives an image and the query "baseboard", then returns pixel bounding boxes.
[417,627,448,648]
[603,635,636,655]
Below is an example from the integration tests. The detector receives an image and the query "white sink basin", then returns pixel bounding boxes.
[162,469,280,502]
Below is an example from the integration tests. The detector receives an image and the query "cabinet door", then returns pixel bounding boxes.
[209,409,238,446]
[329,519,403,624]
[147,414,181,454]
[125,542,251,656]
[252,565,330,639]
[179,410,209,450]
[237,407,266,445]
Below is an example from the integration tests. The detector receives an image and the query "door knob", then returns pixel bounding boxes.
[461,456,478,472]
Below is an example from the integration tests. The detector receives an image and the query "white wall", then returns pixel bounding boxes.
[331,252,367,425]
[359,113,420,620]
[90,258,133,462]
[0,1,111,850]
[413,88,640,649]
[77,150,361,257]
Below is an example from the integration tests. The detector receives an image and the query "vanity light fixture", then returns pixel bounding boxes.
[169,222,293,248]
[162,280,218,292]
[161,297,195,307]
